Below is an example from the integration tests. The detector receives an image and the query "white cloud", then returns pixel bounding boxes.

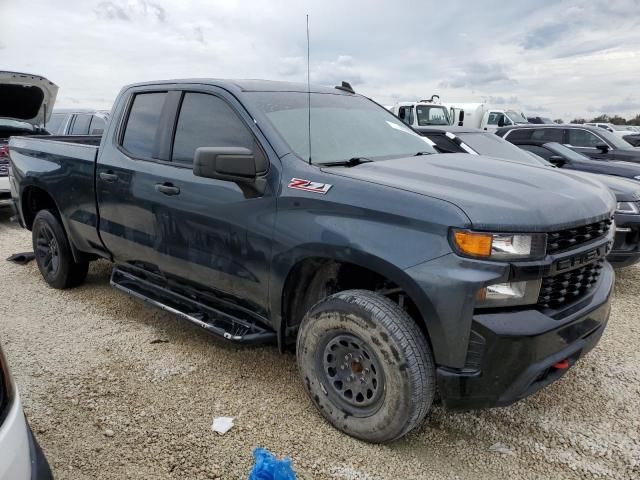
[2,0,640,120]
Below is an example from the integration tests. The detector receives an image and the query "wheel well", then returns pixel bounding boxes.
[21,186,58,230]
[282,257,426,344]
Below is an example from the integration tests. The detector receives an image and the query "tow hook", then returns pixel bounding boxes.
[552,359,570,370]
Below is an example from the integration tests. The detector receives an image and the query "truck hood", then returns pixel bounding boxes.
[324,154,615,231]
[0,71,58,126]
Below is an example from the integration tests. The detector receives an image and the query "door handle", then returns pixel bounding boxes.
[154,183,181,196]
[99,171,118,182]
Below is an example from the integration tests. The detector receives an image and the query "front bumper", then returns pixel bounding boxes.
[437,261,614,410]
[608,212,640,268]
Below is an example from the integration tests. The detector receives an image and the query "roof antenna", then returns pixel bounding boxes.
[306,14,312,165]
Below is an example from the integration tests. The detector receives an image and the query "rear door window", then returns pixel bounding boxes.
[530,128,563,142]
[70,114,92,135]
[121,92,168,159]
[46,113,68,134]
[567,129,603,148]
[171,92,254,165]
[89,115,106,135]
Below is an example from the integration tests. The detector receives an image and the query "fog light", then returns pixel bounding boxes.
[476,279,542,308]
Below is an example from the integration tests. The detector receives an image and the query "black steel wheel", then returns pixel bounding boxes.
[32,209,89,289]
[297,289,436,443]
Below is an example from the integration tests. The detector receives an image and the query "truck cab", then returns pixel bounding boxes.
[393,97,451,127]
[447,102,528,132]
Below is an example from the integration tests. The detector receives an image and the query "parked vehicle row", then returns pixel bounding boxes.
[6,73,618,444]
[46,109,109,136]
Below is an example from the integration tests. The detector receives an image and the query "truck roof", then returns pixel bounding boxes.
[123,78,352,95]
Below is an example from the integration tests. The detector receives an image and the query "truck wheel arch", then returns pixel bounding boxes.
[275,250,440,356]
[20,185,87,264]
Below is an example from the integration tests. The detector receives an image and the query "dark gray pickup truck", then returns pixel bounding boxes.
[8,79,616,443]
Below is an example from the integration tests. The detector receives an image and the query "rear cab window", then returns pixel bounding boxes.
[121,92,168,159]
[90,115,106,135]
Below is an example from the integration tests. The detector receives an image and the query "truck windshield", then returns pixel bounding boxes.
[247,92,436,164]
[506,110,528,124]
[416,105,450,126]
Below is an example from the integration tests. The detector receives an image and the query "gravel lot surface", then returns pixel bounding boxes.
[1,207,639,479]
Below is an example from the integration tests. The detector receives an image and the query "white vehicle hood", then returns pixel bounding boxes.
[0,71,58,127]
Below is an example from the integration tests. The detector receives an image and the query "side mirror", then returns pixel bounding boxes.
[497,116,505,128]
[548,155,566,167]
[194,146,257,181]
[595,143,610,153]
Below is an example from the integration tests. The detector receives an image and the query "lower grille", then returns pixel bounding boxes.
[537,260,604,308]
[0,159,8,177]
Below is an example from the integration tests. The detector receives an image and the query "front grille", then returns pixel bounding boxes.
[546,219,612,254]
[537,259,604,308]
[0,158,8,177]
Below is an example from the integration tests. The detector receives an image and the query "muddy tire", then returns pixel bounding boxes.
[296,289,436,443]
[32,209,89,289]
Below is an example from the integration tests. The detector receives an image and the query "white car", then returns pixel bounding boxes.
[0,343,52,479]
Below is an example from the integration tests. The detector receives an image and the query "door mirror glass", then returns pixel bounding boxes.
[193,147,257,181]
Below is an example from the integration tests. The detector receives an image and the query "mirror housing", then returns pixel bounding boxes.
[548,155,566,167]
[193,146,266,195]
[497,115,505,128]
[596,143,610,153]
[194,147,257,180]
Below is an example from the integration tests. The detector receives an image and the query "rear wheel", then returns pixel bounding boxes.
[296,289,436,443]
[32,209,88,289]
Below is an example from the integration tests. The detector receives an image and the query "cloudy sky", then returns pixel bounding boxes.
[3,0,640,121]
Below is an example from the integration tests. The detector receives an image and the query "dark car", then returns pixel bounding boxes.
[9,78,616,443]
[505,136,640,181]
[417,126,640,268]
[527,116,554,124]
[496,124,640,164]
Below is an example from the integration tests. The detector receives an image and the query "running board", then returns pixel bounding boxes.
[110,267,276,345]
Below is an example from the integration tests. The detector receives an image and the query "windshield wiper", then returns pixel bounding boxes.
[414,151,434,156]
[318,157,373,167]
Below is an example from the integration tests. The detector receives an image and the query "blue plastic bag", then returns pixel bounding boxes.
[248,448,297,480]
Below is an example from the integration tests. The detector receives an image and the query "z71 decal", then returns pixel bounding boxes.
[288,178,333,194]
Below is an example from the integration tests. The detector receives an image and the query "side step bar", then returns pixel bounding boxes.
[110,267,276,345]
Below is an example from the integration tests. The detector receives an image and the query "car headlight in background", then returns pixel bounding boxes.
[476,279,542,308]
[615,201,640,214]
[451,229,546,260]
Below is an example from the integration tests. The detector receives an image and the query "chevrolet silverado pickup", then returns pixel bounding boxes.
[8,79,616,443]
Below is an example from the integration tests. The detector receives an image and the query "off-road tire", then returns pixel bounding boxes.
[296,289,436,443]
[32,209,89,289]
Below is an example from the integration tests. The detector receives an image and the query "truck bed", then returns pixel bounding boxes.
[9,134,104,257]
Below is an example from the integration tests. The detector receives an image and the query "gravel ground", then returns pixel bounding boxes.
[1,207,639,480]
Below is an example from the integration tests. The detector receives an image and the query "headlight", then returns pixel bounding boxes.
[476,279,542,308]
[616,201,640,214]
[451,229,546,260]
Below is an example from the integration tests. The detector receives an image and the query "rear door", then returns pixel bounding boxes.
[96,89,175,271]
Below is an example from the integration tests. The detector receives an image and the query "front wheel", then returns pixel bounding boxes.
[32,209,89,289]
[296,289,436,443]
